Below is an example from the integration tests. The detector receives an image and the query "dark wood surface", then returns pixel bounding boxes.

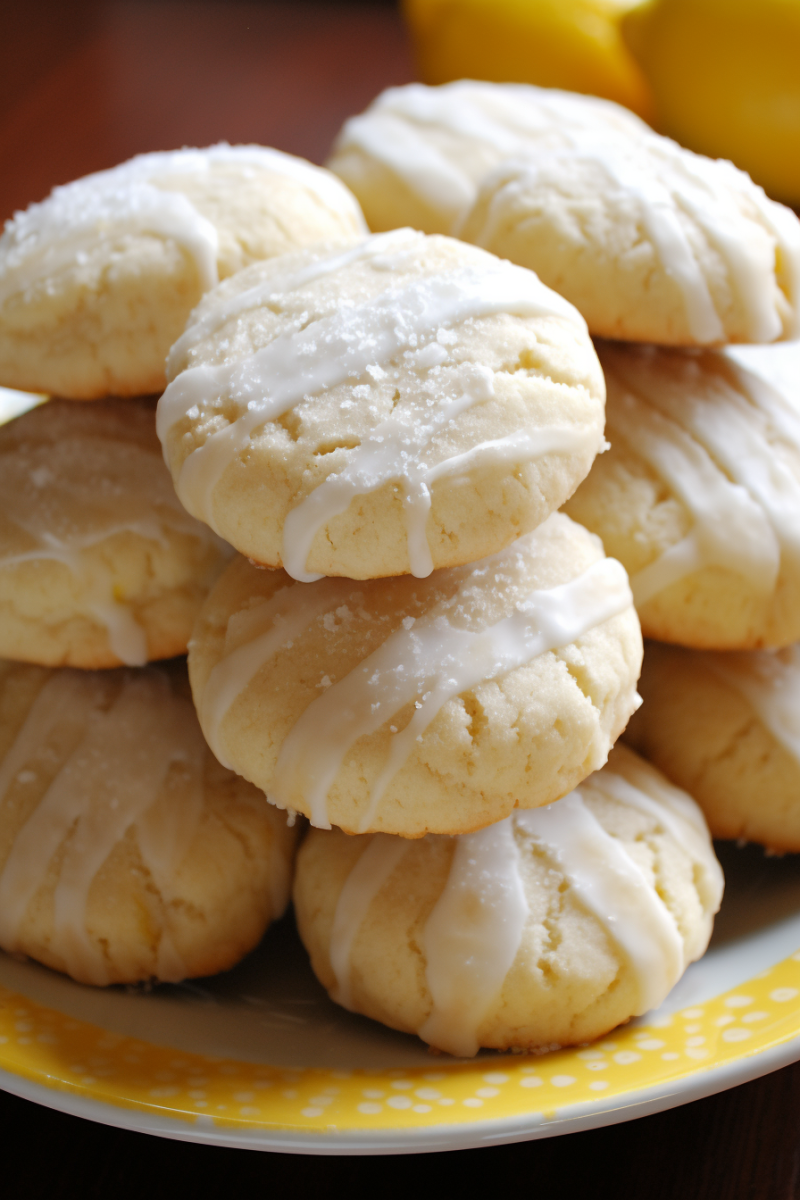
[1,2,799,1193]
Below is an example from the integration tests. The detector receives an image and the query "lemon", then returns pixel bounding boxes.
[623,0,800,204]
[402,0,655,120]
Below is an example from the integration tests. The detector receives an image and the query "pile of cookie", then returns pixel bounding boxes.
[2,76,799,1057]
[0,145,365,986]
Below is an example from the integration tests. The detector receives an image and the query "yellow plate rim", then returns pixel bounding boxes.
[2,946,800,1153]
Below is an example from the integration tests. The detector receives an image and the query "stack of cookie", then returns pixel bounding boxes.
[156,207,723,1053]
[329,81,800,945]
[2,85,776,1056]
[0,145,367,985]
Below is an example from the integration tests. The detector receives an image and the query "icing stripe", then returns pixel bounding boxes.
[0,188,220,304]
[469,136,800,342]
[603,366,779,607]
[272,552,632,829]
[333,82,647,231]
[282,378,597,582]
[515,792,685,1015]
[603,347,800,607]
[419,818,528,1057]
[328,834,411,1010]
[474,150,721,343]
[158,250,586,567]
[0,145,364,306]
[327,762,692,1056]
[200,578,356,769]
[1,425,227,665]
[335,85,800,342]
[167,229,419,372]
[0,670,204,985]
[706,646,800,766]
[587,757,724,910]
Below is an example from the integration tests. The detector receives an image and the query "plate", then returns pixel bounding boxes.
[2,841,800,1154]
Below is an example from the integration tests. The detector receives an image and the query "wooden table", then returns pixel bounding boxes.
[1,3,799,1194]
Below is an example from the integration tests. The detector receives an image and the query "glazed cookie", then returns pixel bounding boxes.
[0,658,299,986]
[564,342,800,649]
[0,145,366,399]
[460,134,800,346]
[158,229,605,581]
[293,744,723,1056]
[188,512,642,837]
[0,397,231,668]
[627,641,800,852]
[327,81,649,236]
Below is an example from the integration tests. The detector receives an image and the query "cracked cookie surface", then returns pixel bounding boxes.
[293,745,722,1054]
[0,658,299,985]
[626,641,800,852]
[0,397,231,668]
[188,513,642,837]
[158,229,605,582]
[0,145,366,399]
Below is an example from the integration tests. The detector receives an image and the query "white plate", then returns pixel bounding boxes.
[2,840,800,1154]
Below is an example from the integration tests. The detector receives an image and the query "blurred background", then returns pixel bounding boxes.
[0,1,413,221]
[2,0,798,225]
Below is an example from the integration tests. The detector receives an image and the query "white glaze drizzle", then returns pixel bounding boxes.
[0,669,205,984]
[706,645,800,766]
[333,84,800,342]
[282,368,597,581]
[514,792,685,1014]
[589,756,708,846]
[167,229,418,374]
[0,418,228,666]
[0,145,364,305]
[602,346,800,607]
[271,543,632,830]
[199,577,356,769]
[1,523,164,667]
[472,134,800,343]
[338,110,476,223]
[422,790,684,1054]
[333,81,647,229]
[587,752,724,909]
[419,817,528,1057]
[157,244,586,576]
[328,766,691,1056]
[328,834,412,1009]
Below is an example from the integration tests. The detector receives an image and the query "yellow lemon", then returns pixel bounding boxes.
[402,0,655,120]
[623,0,800,204]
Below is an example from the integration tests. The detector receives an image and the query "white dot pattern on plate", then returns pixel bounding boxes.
[0,953,799,1132]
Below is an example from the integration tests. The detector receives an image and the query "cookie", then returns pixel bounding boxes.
[293,744,723,1056]
[327,81,649,236]
[564,342,800,649]
[0,396,231,668]
[0,145,366,399]
[626,641,800,852]
[188,512,642,837]
[460,132,800,345]
[158,229,605,581]
[0,658,299,986]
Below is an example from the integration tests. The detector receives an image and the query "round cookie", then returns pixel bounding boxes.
[158,229,606,581]
[327,81,650,236]
[0,658,299,986]
[188,512,643,837]
[0,145,366,399]
[564,341,800,649]
[293,744,723,1056]
[0,396,231,668]
[626,641,800,852]
[460,132,800,346]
